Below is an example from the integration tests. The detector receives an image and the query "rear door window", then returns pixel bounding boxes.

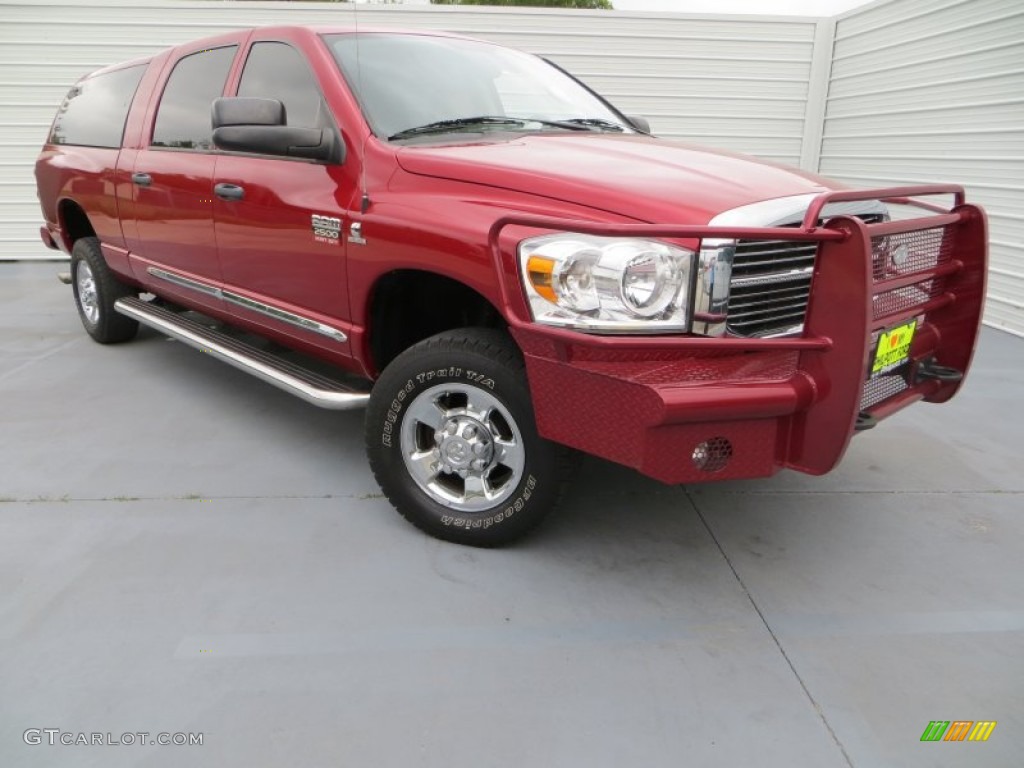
[50,64,146,148]
[151,46,237,151]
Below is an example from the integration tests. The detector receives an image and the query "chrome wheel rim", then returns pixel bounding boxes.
[400,382,525,511]
[76,261,100,325]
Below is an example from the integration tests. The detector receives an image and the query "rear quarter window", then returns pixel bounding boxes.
[50,64,147,148]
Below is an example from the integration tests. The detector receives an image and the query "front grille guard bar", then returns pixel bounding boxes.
[487,185,969,349]
[488,184,987,475]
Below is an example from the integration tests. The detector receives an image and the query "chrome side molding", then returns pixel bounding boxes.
[147,266,221,297]
[222,291,348,342]
[146,266,348,342]
[114,297,370,411]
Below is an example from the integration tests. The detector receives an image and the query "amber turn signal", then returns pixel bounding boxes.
[526,255,557,303]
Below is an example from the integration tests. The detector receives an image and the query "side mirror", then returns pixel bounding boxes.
[211,97,343,163]
[626,115,651,134]
[212,97,285,128]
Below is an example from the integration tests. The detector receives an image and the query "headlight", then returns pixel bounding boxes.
[518,234,694,332]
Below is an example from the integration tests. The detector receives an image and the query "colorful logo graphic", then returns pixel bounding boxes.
[920,721,997,742]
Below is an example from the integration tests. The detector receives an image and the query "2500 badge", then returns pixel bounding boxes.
[311,214,341,244]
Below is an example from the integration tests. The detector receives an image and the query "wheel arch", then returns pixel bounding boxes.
[365,269,507,376]
[57,198,96,251]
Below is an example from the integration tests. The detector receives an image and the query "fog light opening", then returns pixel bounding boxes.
[692,437,733,473]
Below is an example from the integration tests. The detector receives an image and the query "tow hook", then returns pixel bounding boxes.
[914,357,964,384]
[855,411,878,431]
[57,272,72,285]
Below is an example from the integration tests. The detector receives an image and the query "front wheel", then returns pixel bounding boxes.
[366,328,565,546]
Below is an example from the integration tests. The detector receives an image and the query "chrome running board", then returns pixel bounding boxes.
[114,297,371,410]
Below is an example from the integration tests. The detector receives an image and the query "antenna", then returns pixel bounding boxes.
[353,0,371,214]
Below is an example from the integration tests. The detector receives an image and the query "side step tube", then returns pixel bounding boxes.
[114,297,371,410]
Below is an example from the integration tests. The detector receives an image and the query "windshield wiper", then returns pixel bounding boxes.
[507,117,593,132]
[388,115,593,141]
[389,117,526,141]
[558,118,626,132]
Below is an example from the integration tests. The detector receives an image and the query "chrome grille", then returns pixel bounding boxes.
[726,212,886,337]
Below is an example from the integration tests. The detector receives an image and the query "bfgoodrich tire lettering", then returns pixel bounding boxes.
[70,236,138,344]
[366,328,563,546]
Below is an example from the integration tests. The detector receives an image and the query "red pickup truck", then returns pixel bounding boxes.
[35,26,987,546]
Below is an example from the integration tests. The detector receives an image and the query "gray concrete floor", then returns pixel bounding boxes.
[1,261,1021,768]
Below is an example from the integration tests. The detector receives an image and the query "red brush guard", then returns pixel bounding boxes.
[489,186,988,484]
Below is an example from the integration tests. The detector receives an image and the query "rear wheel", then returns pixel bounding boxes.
[366,328,564,546]
[71,236,138,344]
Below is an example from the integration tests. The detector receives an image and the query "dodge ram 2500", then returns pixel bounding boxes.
[35,27,987,545]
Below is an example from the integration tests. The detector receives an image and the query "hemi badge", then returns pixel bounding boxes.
[348,221,367,245]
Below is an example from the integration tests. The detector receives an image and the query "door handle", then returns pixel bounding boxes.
[131,172,152,187]
[214,183,245,201]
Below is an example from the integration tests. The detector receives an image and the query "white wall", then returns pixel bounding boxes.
[819,0,1024,336]
[1,0,1021,334]
[0,0,825,258]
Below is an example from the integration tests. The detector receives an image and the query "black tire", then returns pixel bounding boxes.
[366,328,565,546]
[70,236,138,344]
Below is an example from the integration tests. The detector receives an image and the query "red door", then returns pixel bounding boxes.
[214,39,358,357]
[128,41,241,312]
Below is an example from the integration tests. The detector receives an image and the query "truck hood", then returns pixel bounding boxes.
[395,133,839,224]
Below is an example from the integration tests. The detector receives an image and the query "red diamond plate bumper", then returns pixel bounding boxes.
[489,187,987,484]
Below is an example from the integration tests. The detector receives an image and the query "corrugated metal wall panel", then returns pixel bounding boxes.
[0,0,821,260]
[3,0,1021,340]
[821,0,1024,336]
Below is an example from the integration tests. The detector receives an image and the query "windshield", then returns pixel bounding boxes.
[325,33,630,141]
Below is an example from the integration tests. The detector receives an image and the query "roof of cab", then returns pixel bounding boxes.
[80,26,492,84]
